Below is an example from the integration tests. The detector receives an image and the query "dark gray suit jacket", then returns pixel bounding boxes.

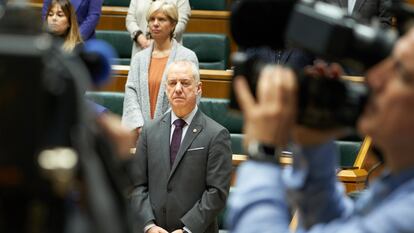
[323,0,392,27]
[129,109,232,233]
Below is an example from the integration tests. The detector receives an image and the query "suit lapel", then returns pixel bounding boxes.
[161,113,173,171]
[168,110,204,181]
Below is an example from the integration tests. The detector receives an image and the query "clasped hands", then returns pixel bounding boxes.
[147,226,185,233]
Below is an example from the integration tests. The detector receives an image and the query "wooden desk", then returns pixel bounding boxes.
[105,65,364,99]
[105,65,233,98]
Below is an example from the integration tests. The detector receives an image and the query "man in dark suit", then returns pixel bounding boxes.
[322,0,392,27]
[129,60,232,233]
[245,47,315,71]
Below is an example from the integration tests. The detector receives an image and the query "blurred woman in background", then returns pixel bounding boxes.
[43,0,102,41]
[46,0,83,52]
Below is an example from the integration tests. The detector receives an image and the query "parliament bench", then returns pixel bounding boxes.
[26,1,238,57]
[95,30,230,70]
[107,66,233,99]
[189,0,228,10]
[102,0,230,9]
[184,33,230,70]
[95,30,132,65]
[85,92,242,133]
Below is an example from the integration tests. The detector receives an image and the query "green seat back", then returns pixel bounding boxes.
[96,30,132,65]
[230,134,245,155]
[335,140,362,168]
[183,33,230,70]
[199,98,243,134]
[189,0,227,10]
[85,91,124,116]
[103,0,130,7]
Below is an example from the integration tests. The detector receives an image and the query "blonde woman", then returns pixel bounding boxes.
[126,0,191,58]
[122,0,198,143]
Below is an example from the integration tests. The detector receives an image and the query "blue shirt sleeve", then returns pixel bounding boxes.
[226,141,353,233]
[227,161,291,233]
[284,142,353,228]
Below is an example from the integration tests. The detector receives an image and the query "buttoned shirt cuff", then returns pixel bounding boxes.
[143,222,155,233]
[183,226,192,233]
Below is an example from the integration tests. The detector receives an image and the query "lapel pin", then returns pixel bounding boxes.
[193,128,197,133]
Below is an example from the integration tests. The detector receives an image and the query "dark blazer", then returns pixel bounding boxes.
[245,47,315,71]
[323,0,392,27]
[129,109,232,233]
[42,0,103,40]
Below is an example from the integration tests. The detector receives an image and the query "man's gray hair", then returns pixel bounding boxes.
[165,60,200,83]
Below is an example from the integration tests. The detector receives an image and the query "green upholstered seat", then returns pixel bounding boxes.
[335,140,362,168]
[183,33,230,70]
[189,0,227,10]
[230,133,245,155]
[96,30,133,65]
[103,0,129,7]
[84,92,244,135]
[198,98,243,134]
[85,91,124,116]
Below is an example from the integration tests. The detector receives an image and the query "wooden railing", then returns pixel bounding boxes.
[106,65,233,98]
[105,65,365,99]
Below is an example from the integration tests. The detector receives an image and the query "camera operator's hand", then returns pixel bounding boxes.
[304,59,344,78]
[234,65,297,148]
[96,113,136,159]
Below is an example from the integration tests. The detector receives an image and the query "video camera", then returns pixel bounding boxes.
[0,3,132,233]
[230,0,414,129]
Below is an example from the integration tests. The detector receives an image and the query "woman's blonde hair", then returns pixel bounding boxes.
[46,0,83,52]
[146,0,179,39]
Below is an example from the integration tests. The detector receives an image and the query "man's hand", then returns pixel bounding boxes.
[234,65,297,148]
[146,225,168,233]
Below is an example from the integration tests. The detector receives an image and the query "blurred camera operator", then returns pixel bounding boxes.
[226,27,414,233]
